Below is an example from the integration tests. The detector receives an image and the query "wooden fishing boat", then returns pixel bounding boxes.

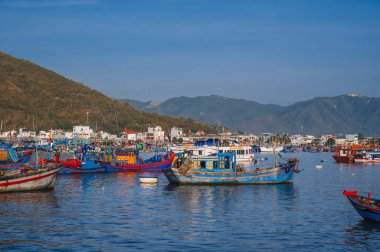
[343,190,380,223]
[59,156,107,174]
[0,165,60,193]
[163,153,299,185]
[106,151,175,172]
[333,145,380,163]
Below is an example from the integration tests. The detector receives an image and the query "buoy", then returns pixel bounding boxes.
[139,176,158,184]
[316,165,323,169]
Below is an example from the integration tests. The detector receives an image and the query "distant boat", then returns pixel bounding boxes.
[343,190,380,223]
[255,145,283,153]
[333,145,380,163]
[353,152,380,164]
[163,152,299,185]
[106,151,175,172]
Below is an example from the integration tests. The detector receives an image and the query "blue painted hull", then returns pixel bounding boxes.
[0,156,31,170]
[347,196,380,223]
[163,163,297,185]
[59,165,108,174]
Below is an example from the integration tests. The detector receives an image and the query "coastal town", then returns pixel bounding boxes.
[2,125,379,150]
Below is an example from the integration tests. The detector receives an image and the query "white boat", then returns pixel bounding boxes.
[139,176,158,184]
[170,146,217,157]
[217,146,254,163]
[0,166,60,193]
[259,146,283,153]
[354,152,380,164]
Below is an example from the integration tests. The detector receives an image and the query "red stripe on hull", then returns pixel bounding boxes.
[0,170,58,187]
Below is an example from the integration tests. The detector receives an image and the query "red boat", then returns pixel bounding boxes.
[333,145,380,163]
[106,151,176,172]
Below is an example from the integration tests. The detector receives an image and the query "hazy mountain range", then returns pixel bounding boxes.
[122,94,380,136]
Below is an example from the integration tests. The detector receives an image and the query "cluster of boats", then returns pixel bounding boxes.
[0,142,302,192]
[333,144,380,163]
[2,140,380,224]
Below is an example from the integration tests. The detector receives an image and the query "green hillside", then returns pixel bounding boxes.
[0,51,215,134]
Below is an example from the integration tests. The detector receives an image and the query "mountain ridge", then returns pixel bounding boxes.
[122,94,380,136]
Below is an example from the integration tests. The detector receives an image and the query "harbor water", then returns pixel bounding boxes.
[1,152,380,251]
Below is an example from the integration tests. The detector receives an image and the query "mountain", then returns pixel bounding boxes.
[122,94,380,136]
[0,51,215,133]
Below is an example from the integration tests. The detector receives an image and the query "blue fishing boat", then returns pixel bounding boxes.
[163,152,299,185]
[59,156,107,174]
[0,148,31,170]
[343,190,380,223]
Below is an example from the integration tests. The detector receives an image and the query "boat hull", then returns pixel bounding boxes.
[333,155,354,163]
[163,163,297,185]
[107,158,173,172]
[0,168,60,193]
[353,158,380,164]
[347,196,380,223]
[59,165,107,174]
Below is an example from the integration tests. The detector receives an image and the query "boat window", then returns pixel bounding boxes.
[200,161,206,168]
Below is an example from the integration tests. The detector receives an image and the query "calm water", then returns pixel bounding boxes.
[1,152,380,251]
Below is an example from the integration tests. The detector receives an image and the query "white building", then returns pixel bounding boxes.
[1,130,17,138]
[18,128,36,138]
[146,126,165,143]
[73,126,94,139]
[346,134,359,144]
[170,127,183,139]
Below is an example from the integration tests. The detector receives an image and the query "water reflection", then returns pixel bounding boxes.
[345,220,380,250]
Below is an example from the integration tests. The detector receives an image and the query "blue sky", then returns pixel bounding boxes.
[0,0,379,105]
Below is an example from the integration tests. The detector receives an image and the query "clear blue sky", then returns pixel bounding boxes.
[1,0,379,105]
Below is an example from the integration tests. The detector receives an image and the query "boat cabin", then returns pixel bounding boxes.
[177,152,237,172]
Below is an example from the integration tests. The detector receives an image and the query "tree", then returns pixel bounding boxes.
[325,138,336,147]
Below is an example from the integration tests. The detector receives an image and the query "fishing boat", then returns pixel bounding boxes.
[0,162,60,193]
[333,145,380,163]
[353,152,380,164]
[163,152,299,185]
[0,149,31,170]
[59,156,107,174]
[343,190,380,223]
[106,150,175,172]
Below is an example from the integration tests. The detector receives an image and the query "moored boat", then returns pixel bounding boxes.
[0,165,60,193]
[333,145,380,163]
[163,152,299,185]
[106,151,175,172]
[343,190,380,223]
[353,152,380,164]
[59,157,108,174]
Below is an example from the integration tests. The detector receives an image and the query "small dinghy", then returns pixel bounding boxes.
[139,175,158,184]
